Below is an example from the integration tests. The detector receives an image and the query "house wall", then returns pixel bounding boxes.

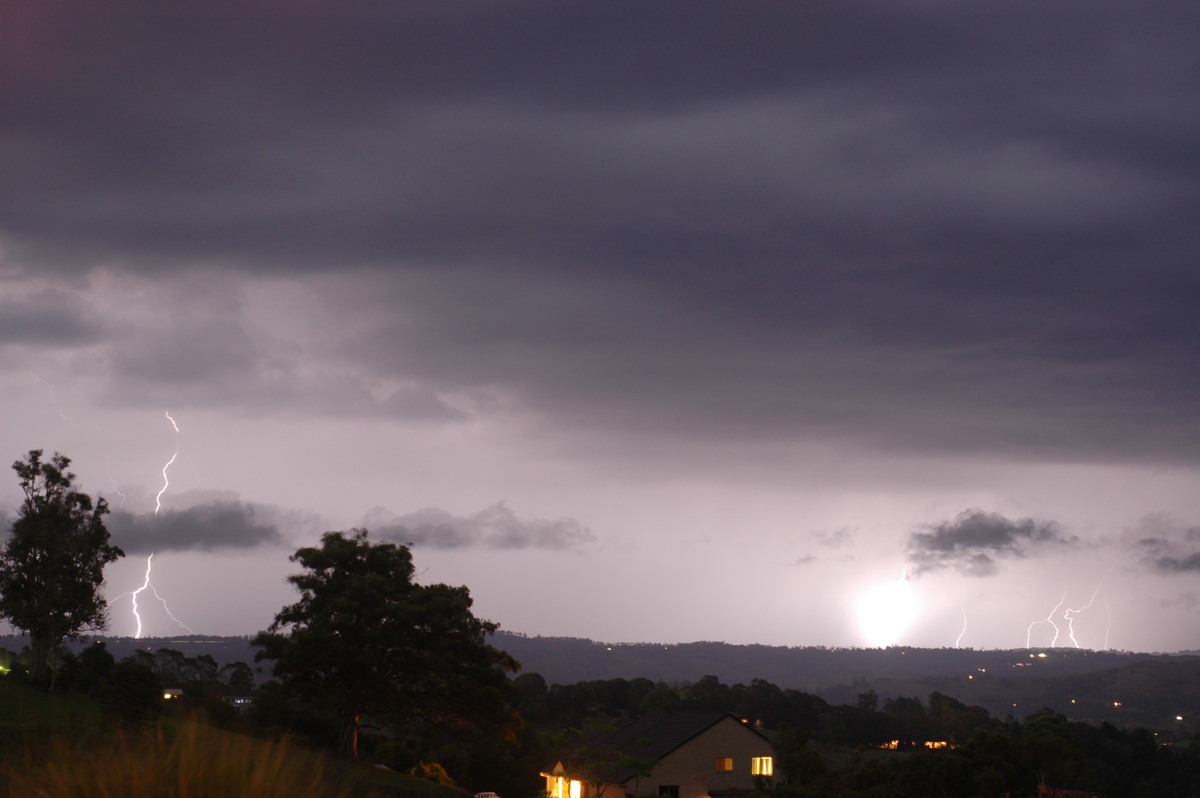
[641,717,772,798]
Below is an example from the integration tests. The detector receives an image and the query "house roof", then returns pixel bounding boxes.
[556,712,769,785]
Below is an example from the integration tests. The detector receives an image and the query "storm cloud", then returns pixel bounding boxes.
[906,509,1077,577]
[2,1,1199,464]
[107,501,284,554]
[1133,515,1200,574]
[363,503,595,551]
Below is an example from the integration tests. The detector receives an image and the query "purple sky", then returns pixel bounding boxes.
[2,1,1200,651]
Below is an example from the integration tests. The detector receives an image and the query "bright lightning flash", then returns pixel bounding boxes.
[857,569,918,648]
[1026,590,1067,648]
[109,410,192,637]
[154,411,180,515]
[109,554,193,639]
[955,598,968,649]
[1064,578,1109,649]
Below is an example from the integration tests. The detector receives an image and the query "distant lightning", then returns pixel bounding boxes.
[28,368,74,424]
[109,554,193,638]
[1026,590,1067,648]
[1064,579,1107,649]
[154,452,177,515]
[955,598,968,649]
[104,455,128,509]
[106,411,194,637]
[154,411,180,515]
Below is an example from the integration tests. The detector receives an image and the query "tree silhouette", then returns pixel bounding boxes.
[0,450,124,687]
[254,529,519,759]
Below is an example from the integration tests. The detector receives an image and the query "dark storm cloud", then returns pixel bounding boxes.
[906,509,1076,577]
[1132,515,1200,574]
[0,289,100,346]
[3,1,1200,464]
[363,502,594,550]
[107,501,283,554]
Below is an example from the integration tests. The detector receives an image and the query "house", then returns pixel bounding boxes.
[543,712,774,798]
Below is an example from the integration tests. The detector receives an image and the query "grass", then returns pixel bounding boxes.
[0,676,99,731]
[0,717,345,798]
[0,678,472,798]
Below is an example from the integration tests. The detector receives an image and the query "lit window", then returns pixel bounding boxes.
[569,781,581,798]
[751,757,773,777]
[715,757,733,773]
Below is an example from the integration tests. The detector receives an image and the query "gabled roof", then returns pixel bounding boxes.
[556,712,768,785]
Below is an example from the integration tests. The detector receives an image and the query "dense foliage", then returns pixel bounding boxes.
[254,529,521,761]
[0,451,123,687]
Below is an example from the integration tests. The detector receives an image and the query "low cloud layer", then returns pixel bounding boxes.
[906,509,1076,577]
[1133,515,1200,574]
[362,502,595,551]
[107,501,284,554]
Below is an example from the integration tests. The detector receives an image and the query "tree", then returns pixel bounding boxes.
[254,529,520,760]
[0,450,124,687]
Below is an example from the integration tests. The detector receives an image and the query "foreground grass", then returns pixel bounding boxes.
[0,679,471,798]
[0,676,98,731]
[0,717,348,798]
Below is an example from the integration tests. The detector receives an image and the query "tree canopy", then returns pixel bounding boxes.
[0,450,125,687]
[254,529,520,760]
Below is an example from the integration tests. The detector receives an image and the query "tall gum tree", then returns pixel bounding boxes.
[0,450,124,687]
[255,529,520,760]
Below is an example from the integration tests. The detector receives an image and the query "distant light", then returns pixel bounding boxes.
[1037,653,1047,658]
[1113,701,1122,708]
[1177,715,1184,721]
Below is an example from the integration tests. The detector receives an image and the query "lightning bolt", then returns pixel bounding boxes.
[1064,579,1106,649]
[28,368,74,424]
[1026,590,1067,648]
[154,411,180,515]
[109,554,193,638]
[955,598,968,649]
[104,455,128,509]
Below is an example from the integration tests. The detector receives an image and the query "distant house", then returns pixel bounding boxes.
[543,712,774,798]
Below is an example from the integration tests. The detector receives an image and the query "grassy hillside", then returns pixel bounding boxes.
[0,678,470,798]
[0,677,99,730]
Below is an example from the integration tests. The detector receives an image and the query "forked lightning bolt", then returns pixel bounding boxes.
[1026,590,1067,648]
[1064,579,1106,648]
[110,554,193,638]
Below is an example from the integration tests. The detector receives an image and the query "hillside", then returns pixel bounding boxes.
[6,632,1199,730]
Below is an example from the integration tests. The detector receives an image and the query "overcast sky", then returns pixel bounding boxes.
[3,1,1200,652]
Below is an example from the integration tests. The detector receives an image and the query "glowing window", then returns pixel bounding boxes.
[715,757,733,773]
[751,757,773,777]
[569,781,581,798]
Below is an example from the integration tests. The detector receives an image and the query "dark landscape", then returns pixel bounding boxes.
[20,632,1200,732]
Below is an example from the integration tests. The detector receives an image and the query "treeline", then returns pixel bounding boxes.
[515,673,1200,798]
[513,673,989,747]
